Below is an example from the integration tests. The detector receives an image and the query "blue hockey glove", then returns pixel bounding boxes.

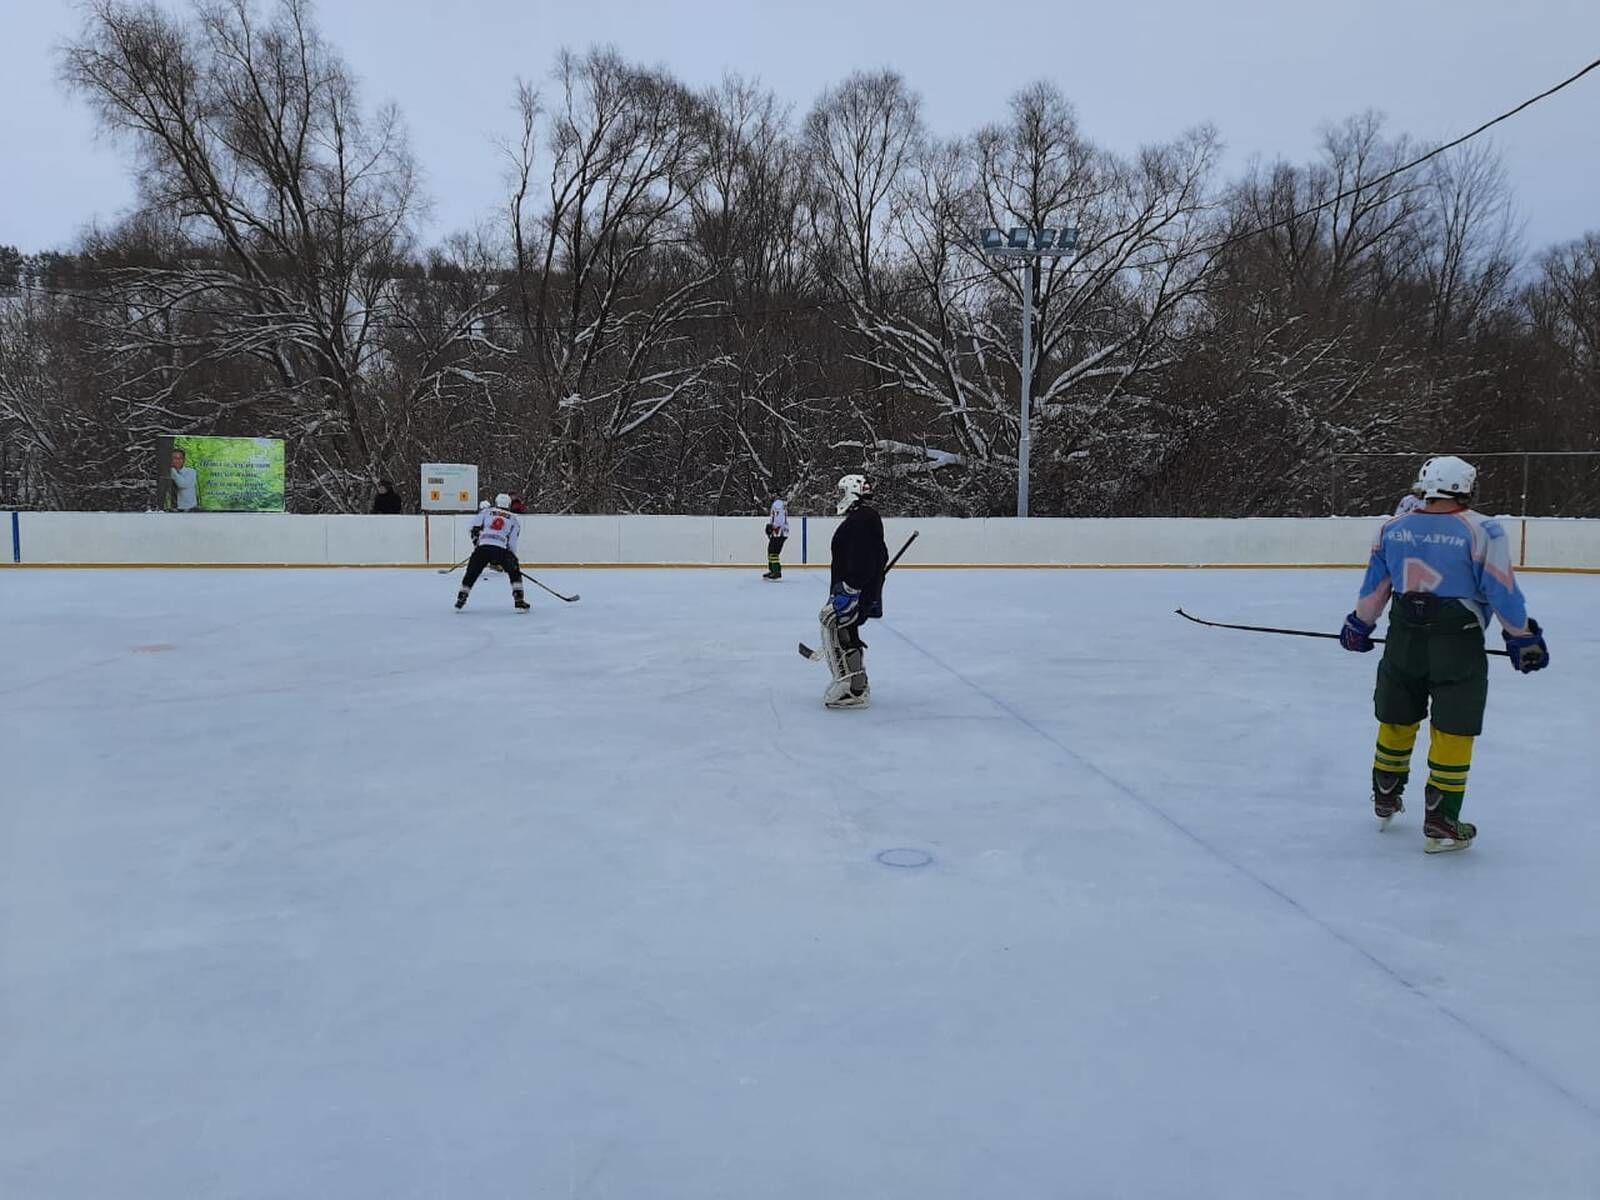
[1503,618,1548,673]
[830,584,860,626]
[1339,611,1375,652]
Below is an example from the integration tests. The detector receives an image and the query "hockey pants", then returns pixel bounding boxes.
[463,545,522,589]
[1371,596,1485,820]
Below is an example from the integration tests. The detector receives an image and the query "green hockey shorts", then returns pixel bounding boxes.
[1373,596,1489,737]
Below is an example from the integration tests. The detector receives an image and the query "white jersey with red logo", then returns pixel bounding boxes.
[470,507,521,555]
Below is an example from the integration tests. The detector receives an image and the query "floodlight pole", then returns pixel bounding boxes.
[1018,260,1035,518]
[978,226,1076,518]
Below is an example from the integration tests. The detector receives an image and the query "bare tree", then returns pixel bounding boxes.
[1417,144,1519,349]
[11,32,1595,517]
[60,0,495,508]
[825,82,1221,513]
[1529,234,1600,381]
[506,49,728,509]
[803,70,923,307]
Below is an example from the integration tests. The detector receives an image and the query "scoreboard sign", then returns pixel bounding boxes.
[420,463,479,512]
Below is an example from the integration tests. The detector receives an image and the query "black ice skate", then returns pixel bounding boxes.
[1423,786,1476,853]
[513,588,531,612]
[454,588,469,610]
[1372,769,1405,830]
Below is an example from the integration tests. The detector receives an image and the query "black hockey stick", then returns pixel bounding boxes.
[799,531,918,661]
[885,530,919,572]
[442,556,578,601]
[1174,608,1510,656]
[525,575,580,603]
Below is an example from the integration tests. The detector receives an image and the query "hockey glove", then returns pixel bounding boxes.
[1339,611,1375,652]
[1503,619,1548,673]
[830,584,861,626]
[866,597,883,620]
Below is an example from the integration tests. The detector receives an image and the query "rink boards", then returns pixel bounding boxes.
[4,511,1600,571]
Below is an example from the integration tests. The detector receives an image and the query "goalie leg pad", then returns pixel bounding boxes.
[825,651,870,707]
[821,612,870,707]
[845,646,867,695]
[819,603,850,684]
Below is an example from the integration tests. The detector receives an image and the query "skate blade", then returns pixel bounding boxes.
[1377,814,1394,831]
[1424,837,1473,854]
[824,695,871,710]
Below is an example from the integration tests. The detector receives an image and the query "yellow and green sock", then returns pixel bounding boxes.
[1373,721,1420,786]
[1425,728,1474,821]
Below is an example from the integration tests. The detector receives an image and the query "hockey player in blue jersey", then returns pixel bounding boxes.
[1339,455,1549,852]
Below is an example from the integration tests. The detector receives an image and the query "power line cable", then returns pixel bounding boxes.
[1171,52,1600,266]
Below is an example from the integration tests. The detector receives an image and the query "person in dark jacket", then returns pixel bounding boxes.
[371,480,403,514]
[820,474,888,709]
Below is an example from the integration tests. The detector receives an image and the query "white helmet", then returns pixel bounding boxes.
[478,500,490,511]
[1415,456,1476,501]
[495,492,512,509]
[835,473,873,515]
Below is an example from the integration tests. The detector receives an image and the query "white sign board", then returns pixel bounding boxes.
[420,463,479,512]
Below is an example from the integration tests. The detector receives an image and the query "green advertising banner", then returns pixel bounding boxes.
[159,436,286,512]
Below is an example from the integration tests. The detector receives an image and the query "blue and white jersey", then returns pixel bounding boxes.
[1354,508,1529,634]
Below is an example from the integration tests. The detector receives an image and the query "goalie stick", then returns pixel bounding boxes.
[798,531,918,661]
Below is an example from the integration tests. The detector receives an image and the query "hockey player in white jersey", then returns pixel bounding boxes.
[457,493,529,611]
[762,497,789,579]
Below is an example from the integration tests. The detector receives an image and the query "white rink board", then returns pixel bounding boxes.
[619,515,713,563]
[2,567,1597,1199]
[1524,518,1600,569]
[7,512,1600,570]
[323,514,422,564]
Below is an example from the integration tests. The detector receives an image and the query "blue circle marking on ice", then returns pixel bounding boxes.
[876,848,933,869]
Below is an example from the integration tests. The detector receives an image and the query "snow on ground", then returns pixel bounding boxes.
[2,566,1598,1199]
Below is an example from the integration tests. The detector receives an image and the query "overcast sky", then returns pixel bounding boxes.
[4,0,1598,254]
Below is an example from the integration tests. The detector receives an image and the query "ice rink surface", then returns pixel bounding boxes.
[2,565,1598,1199]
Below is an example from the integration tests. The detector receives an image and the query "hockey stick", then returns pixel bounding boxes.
[799,531,918,661]
[885,530,919,572]
[1174,608,1510,656]
[442,553,579,601]
[524,575,580,603]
